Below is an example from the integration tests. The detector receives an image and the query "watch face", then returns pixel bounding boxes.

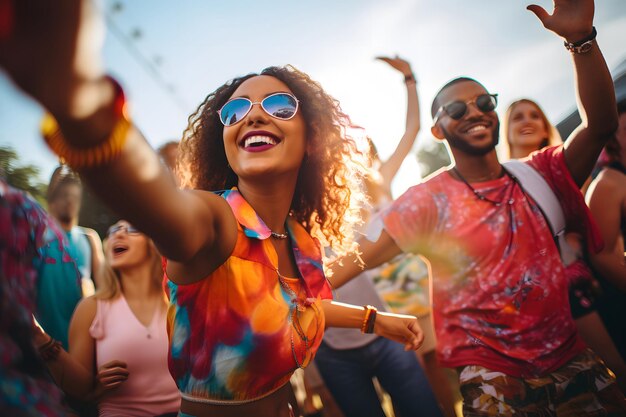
[579,41,593,53]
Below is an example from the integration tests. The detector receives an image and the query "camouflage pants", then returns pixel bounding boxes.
[458,349,626,416]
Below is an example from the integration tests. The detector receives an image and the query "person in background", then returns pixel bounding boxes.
[0,177,80,416]
[157,141,180,184]
[586,100,626,378]
[502,98,626,393]
[36,165,104,350]
[330,0,626,413]
[34,220,180,417]
[315,56,444,417]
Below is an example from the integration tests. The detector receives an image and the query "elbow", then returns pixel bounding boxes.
[588,111,619,140]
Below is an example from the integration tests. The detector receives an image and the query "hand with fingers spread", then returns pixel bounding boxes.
[527,0,594,42]
[376,55,413,79]
[96,360,129,392]
[374,311,424,351]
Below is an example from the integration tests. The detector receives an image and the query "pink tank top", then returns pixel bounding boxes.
[89,296,180,416]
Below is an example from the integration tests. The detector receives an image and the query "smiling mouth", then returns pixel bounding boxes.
[243,135,278,148]
[465,124,489,134]
[239,132,282,152]
[520,128,535,135]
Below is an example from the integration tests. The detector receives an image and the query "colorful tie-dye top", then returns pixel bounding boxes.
[382,146,599,378]
[164,188,332,402]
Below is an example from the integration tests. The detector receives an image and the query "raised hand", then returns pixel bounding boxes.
[374,311,424,351]
[376,55,413,77]
[96,360,129,392]
[527,0,594,42]
[0,0,106,117]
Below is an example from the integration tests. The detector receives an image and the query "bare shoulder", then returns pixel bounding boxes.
[74,295,98,318]
[70,295,98,329]
[594,168,626,194]
[80,227,99,238]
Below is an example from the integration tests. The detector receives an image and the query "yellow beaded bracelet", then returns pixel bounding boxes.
[41,77,131,170]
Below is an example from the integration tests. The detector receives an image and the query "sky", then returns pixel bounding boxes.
[1,0,625,197]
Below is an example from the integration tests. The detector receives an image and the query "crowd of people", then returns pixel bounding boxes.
[1,0,625,416]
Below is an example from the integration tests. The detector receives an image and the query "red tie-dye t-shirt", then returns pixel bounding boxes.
[382,146,599,378]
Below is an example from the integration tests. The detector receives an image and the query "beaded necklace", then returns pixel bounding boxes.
[276,269,320,369]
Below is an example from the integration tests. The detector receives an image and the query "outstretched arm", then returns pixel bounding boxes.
[527,0,617,187]
[328,229,403,289]
[375,56,420,190]
[322,300,423,351]
[0,0,236,266]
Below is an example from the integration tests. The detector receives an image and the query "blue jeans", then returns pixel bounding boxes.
[315,337,443,417]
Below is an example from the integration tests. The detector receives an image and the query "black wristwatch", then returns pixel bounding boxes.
[564,27,597,54]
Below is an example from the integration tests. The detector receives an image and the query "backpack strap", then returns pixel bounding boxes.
[503,160,578,266]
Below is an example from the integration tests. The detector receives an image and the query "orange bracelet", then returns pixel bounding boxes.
[361,305,378,334]
[41,76,131,169]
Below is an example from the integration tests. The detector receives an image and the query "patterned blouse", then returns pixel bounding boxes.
[0,179,80,416]
[164,188,332,403]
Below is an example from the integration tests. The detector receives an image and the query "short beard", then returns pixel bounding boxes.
[442,121,500,156]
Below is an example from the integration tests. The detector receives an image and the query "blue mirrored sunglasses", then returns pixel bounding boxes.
[217,92,299,126]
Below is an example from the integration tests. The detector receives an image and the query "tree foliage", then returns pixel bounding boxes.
[0,146,48,206]
[416,140,451,178]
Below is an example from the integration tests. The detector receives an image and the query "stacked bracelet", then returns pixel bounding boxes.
[361,305,378,334]
[404,73,416,84]
[564,27,597,54]
[41,76,131,170]
[38,337,62,362]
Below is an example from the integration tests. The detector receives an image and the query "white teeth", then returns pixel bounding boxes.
[244,135,277,148]
[467,125,487,133]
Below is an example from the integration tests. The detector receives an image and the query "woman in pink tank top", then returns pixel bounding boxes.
[35,220,180,416]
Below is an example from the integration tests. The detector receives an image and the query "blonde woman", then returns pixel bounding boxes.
[34,220,180,416]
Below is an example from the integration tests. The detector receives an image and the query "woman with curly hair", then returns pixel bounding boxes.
[0,2,424,416]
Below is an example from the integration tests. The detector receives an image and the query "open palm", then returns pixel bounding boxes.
[527,0,594,41]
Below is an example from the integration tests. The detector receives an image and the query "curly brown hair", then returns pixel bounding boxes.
[178,65,366,256]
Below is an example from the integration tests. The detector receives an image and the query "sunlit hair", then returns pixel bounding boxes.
[47,165,81,202]
[95,229,163,301]
[502,99,562,159]
[178,65,366,257]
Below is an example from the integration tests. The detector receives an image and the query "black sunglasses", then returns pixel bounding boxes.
[217,92,299,127]
[433,93,498,123]
[106,223,140,237]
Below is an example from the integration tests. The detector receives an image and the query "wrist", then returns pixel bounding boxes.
[33,332,52,349]
[361,305,378,334]
[46,76,112,120]
[404,73,416,84]
[564,27,597,54]
[563,26,596,45]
